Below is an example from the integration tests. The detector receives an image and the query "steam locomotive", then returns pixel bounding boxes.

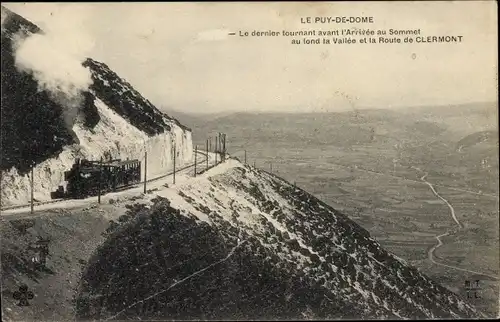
[51,158,142,199]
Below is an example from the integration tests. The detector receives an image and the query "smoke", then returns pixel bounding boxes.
[12,4,95,131]
[1,6,10,28]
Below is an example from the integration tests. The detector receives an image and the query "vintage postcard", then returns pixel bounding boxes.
[1,1,498,320]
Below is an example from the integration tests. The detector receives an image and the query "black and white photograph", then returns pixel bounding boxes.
[1,1,498,320]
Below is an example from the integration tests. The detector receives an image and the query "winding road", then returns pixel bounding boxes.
[419,172,498,280]
[421,173,463,229]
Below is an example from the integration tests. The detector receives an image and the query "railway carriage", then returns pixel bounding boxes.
[51,158,142,199]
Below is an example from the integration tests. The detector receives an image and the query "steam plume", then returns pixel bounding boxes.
[12,4,95,132]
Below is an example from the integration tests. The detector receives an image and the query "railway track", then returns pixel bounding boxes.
[0,150,216,213]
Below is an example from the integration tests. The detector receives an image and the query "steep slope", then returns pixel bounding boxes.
[83,58,191,135]
[0,6,193,206]
[76,159,481,320]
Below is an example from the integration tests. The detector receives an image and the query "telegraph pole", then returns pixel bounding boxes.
[215,137,218,164]
[244,150,247,164]
[98,156,102,204]
[194,145,198,177]
[173,144,176,184]
[222,133,226,161]
[206,139,209,170]
[143,150,147,193]
[220,133,223,161]
[220,133,224,162]
[30,162,34,214]
[270,163,272,173]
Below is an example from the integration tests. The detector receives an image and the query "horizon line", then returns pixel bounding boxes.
[162,101,498,116]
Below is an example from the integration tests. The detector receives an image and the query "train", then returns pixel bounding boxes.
[51,158,142,199]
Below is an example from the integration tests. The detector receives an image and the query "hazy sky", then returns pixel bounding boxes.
[4,1,498,114]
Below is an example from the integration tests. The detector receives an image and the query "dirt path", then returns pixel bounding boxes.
[419,172,498,280]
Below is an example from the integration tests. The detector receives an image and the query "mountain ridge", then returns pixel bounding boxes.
[74,159,482,320]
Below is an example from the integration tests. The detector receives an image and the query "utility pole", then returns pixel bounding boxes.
[223,133,226,162]
[206,139,209,170]
[143,150,147,193]
[220,133,223,161]
[244,150,247,164]
[194,145,197,177]
[30,162,34,214]
[222,133,225,162]
[253,161,256,168]
[173,144,176,184]
[215,136,218,164]
[270,162,272,173]
[98,156,102,204]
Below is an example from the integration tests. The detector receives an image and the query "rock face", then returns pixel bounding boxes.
[77,159,481,320]
[0,6,193,206]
